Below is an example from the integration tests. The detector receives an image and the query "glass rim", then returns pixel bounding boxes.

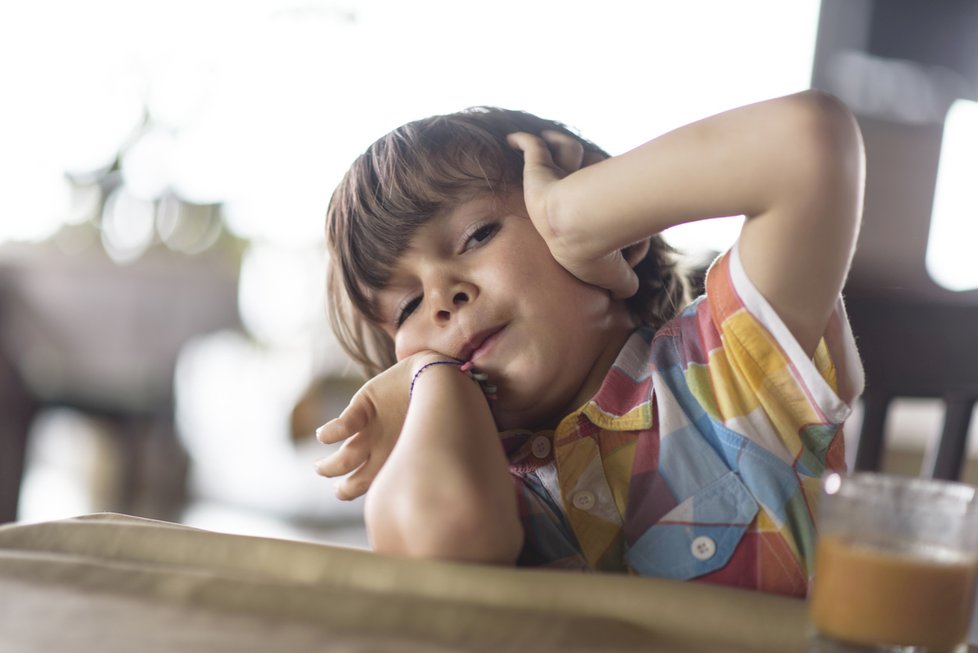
[823,471,978,508]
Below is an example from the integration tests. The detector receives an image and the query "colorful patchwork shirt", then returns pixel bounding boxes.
[503,245,864,597]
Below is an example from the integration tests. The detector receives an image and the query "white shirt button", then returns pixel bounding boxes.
[530,435,551,459]
[571,490,596,511]
[691,536,717,561]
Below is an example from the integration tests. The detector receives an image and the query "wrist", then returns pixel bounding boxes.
[409,359,464,399]
[407,354,497,402]
[407,352,462,384]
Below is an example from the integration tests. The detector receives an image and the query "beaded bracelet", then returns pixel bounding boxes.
[409,360,498,401]
[460,361,498,401]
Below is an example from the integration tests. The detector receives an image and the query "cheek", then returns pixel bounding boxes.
[560,284,615,324]
[392,321,443,361]
[393,332,419,361]
[533,260,613,317]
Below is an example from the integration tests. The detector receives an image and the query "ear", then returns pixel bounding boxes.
[622,239,651,269]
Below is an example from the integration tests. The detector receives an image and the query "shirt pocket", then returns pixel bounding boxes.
[625,470,759,580]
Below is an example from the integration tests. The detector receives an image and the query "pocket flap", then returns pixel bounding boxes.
[626,471,759,579]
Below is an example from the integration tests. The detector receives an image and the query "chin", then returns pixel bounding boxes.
[490,393,559,432]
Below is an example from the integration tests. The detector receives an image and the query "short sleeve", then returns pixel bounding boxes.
[631,243,866,591]
[709,243,864,421]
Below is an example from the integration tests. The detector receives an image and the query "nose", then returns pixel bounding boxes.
[428,283,474,323]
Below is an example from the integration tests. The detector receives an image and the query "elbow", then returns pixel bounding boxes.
[792,90,865,192]
[366,494,524,566]
[777,90,865,230]
[402,512,524,565]
[794,89,859,139]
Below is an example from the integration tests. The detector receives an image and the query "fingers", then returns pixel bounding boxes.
[507,130,587,176]
[318,440,389,501]
[314,392,391,500]
[560,250,640,300]
[334,453,387,500]
[540,130,584,173]
[315,433,369,478]
[623,239,651,269]
[315,433,377,501]
[506,131,556,170]
[610,268,641,300]
[602,251,641,299]
[613,240,650,299]
[314,405,373,499]
[316,402,369,445]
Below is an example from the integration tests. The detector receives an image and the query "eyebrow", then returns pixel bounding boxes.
[386,192,506,273]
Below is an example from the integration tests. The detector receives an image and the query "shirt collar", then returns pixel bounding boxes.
[578,326,656,432]
[500,326,657,465]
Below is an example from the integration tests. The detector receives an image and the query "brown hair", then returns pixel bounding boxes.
[325,107,689,378]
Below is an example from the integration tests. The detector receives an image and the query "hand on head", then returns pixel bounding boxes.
[506,129,647,300]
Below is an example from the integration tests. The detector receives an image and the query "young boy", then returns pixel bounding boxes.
[315,91,865,598]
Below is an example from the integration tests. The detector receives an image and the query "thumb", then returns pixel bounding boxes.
[507,132,561,177]
[605,253,641,300]
[561,251,640,300]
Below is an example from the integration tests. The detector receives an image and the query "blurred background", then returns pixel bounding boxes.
[1,0,976,546]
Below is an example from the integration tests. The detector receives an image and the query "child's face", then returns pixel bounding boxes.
[374,191,635,429]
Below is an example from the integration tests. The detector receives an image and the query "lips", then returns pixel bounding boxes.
[457,325,506,363]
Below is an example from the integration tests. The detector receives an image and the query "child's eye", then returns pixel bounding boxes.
[395,296,421,328]
[463,223,499,251]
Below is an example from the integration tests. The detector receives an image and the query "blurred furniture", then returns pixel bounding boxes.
[847,292,978,480]
[0,242,239,523]
[0,512,810,653]
[0,314,36,523]
[843,117,978,481]
[813,1,978,482]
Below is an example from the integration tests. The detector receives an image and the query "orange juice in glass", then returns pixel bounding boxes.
[809,473,978,653]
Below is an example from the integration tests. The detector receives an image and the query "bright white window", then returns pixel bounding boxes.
[5,0,825,527]
[0,0,822,252]
[926,98,978,292]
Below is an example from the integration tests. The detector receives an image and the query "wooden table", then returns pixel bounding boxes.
[0,513,810,653]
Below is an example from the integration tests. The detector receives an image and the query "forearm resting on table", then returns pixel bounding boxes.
[364,365,523,564]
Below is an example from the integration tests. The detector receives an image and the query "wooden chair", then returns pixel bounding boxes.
[847,292,978,480]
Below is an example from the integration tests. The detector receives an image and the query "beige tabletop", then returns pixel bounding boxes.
[0,513,810,653]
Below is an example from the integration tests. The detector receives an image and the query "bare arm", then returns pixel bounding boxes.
[317,356,522,564]
[511,90,865,356]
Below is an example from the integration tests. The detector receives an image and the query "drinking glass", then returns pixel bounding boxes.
[809,472,978,653]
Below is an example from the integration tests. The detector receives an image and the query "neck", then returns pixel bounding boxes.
[547,320,636,428]
[490,305,640,432]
